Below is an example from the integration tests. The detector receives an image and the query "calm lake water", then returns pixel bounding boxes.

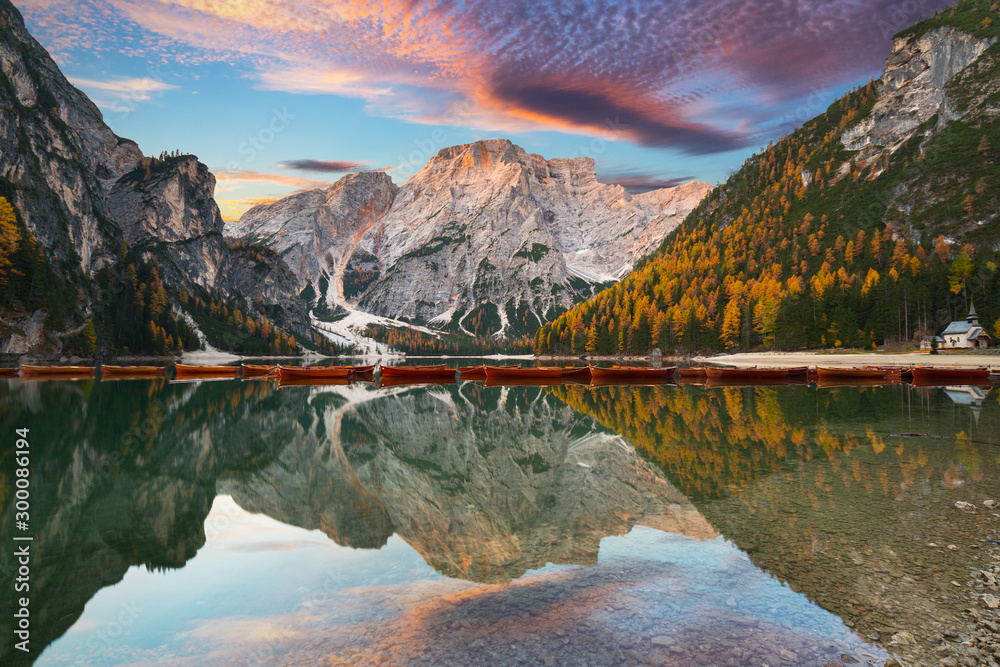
[1,368,998,666]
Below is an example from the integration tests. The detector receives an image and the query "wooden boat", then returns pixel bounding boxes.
[276,377,350,388]
[485,377,566,387]
[101,365,166,377]
[816,367,887,380]
[350,364,376,375]
[484,366,563,379]
[786,366,809,377]
[677,367,706,378]
[459,365,487,377]
[242,364,275,377]
[910,366,991,382]
[378,364,455,377]
[561,366,592,378]
[816,378,888,388]
[276,365,352,379]
[884,367,914,380]
[591,377,673,387]
[704,366,788,380]
[379,374,456,387]
[0,367,19,377]
[590,366,673,380]
[101,374,168,383]
[380,364,455,379]
[174,364,240,377]
[20,365,96,377]
[704,377,790,388]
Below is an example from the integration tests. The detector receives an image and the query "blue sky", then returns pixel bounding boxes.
[16,0,953,220]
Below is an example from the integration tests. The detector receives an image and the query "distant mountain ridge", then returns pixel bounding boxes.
[535,0,1000,356]
[229,139,710,339]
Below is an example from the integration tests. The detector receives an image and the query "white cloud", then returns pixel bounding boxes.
[68,75,179,112]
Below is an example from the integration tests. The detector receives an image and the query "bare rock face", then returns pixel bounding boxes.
[105,155,312,334]
[842,27,995,152]
[228,171,398,309]
[229,139,710,334]
[107,156,229,291]
[0,0,141,272]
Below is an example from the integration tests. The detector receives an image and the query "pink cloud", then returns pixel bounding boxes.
[17,0,956,153]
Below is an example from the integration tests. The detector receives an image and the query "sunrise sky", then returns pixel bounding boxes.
[17,0,952,221]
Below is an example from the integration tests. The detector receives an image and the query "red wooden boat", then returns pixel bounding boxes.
[591,376,672,387]
[483,366,563,379]
[20,365,96,377]
[459,365,487,377]
[350,364,376,375]
[484,377,565,387]
[883,367,914,380]
[379,374,456,387]
[242,364,275,377]
[174,364,240,378]
[0,367,20,377]
[786,366,809,377]
[380,364,455,379]
[816,367,887,380]
[102,365,166,377]
[816,377,889,388]
[590,366,673,380]
[276,377,350,388]
[704,377,791,388]
[677,367,706,378]
[910,366,991,382]
[276,365,352,379]
[704,366,789,380]
[561,366,592,378]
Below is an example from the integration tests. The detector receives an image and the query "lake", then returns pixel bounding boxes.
[1,369,998,666]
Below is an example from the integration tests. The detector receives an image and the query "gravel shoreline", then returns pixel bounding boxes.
[883,500,1000,667]
[700,351,999,370]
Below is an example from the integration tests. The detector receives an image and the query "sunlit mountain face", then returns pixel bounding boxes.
[1,376,996,665]
[15,0,955,218]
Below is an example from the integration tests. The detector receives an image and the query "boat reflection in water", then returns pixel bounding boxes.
[2,374,996,666]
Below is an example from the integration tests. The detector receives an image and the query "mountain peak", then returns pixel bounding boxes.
[413,138,598,188]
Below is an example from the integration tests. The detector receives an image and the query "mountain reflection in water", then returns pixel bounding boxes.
[0,377,995,666]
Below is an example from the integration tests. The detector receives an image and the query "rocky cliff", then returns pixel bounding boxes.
[0,0,141,273]
[843,27,995,152]
[0,0,310,354]
[230,140,710,337]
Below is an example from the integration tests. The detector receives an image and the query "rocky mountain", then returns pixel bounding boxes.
[536,0,1000,356]
[0,0,309,355]
[230,139,710,338]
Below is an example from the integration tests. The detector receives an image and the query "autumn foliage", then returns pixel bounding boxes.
[536,79,1000,355]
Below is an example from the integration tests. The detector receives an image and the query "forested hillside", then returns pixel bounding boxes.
[535,1,1000,355]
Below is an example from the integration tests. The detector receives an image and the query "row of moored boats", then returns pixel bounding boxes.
[3,363,997,387]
